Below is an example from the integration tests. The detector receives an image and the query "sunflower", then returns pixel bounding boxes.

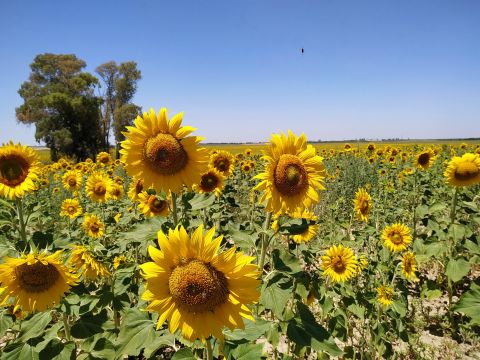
[62,170,83,192]
[353,188,372,222]
[85,172,113,202]
[96,152,112,166]
[415,149,436,170]
[444,153,480,187]
[120,108,209,194]
[244,148,252,156]
[137,192,170,218]
[109,183,124,200]
[254,131,326,215]
[240,162,253,173]
[210,150,235,177]
[113,255,126,269]
[140,225,260,341]
[401,252,418,281]
[367,143,376,152]
[128,178,144,201]
[70,246,110,281]
[344,143,352,151]
[382,223,412,252]
[60,198,82,219]
[82,214,105,238]
[0,142,41,199]
[377,285,394,307]
[114,213,122,223]
[196,168,225,196]
[321,245,358,283]
[289,209,319,244]
[356,254,368,273]
[0,251,78,312]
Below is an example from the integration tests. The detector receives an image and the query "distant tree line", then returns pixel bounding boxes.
[16,53,142,161]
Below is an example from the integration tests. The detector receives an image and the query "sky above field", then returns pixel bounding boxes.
[0,0,479,145]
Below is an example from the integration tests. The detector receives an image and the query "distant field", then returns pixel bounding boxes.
[34,139,479,161]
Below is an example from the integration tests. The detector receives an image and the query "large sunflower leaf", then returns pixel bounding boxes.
[452,283,480,324]
[115,308,156,357]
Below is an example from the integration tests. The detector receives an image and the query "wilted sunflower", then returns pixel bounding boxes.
[85,172,113,203]
[254,131,326,215]
[353,188,372,222]
[377,285,394,307]
[70,246,110,281]
[196,168,225,196]
[321,245,358,283]
[382,223,412,252]
[415,149,436,170]
[0,142,41,199]
[210,150,235,177]
[401,252,418,281]
[62,170,83,192]
[137,192,170,217]
[444,153,480,187]
[96,152,112,166]
[60,198,82,219]
[0,251,78,312]
[120,108,209,194]
[140,225,260,341]
[82,214,105,238]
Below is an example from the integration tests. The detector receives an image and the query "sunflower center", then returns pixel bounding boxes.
[144,134,188,175]
[147,196,168,213]
[331,256,346,273]
[90,223,100,233]
[455,162,479,181]
[68,178,77,187]
[274,154,308,196]
[15,261,60,293]
[68,206,75,213]
[360,200,370,213]
[94,182,106,195]
[135,179,144,194]
[169,259,229,313]
[404,259,413,273]
[0,156,29,186]
[214,158,229,172]
[418,153,430,166]
[391,233,403,245]
[200,173,218,192]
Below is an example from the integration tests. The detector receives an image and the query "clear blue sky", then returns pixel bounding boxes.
[1,0,479,145]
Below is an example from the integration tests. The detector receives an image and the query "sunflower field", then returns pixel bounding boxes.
[0,108,479,360]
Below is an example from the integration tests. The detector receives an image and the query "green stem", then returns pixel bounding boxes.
[171,192,179,226]
[205,337,213,360]
[412,169,418,240]
[450,188,459,225]
[62,313,71,341]
[15,199,28,247]
[258,211,273,271]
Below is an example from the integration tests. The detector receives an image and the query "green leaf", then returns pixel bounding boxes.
[70,309,108,339]
[38,339,75,360]
[224,319,270,341]
[18,311,52,341]
[188,193,216,211]
[452,283,480,324]
[346,304,365,320]
[445,258,470,283]
[2,341,39,360]
[260,275,292,319]
[115,308,156,357]
[229,343,264,360]
[272,249,302,273]
[143,332,176,358]
[287,303,342,357]
[171,348,195,360]
[0,314,13,336]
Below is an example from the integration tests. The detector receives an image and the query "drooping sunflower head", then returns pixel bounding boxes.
[353,188,372,222]
[62,170,82,192]
[82,214,105,238]
[377,285,394,307]
[96,152,112,166]
[291,209,319,244]
[444,153,480,187]
[0,142,41,199]
[196,168,225,196]
[0,251,78,312]
[108,183,124,200]
[85,172,113,202]
[210,150,235,177]
[415,149,436,170]
[137,191,170,217]
[321,245,358,283]
[401,251,418,281]
[382,223,412,252]
[60,198,82,219]
[128,177,144,201]
[140,225,260,341]
[120,108,209,194]
[70,245,110,281]
[254,131,326,215]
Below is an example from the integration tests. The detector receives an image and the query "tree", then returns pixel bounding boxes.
[16,54,103,161]
[95,61,141,153]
